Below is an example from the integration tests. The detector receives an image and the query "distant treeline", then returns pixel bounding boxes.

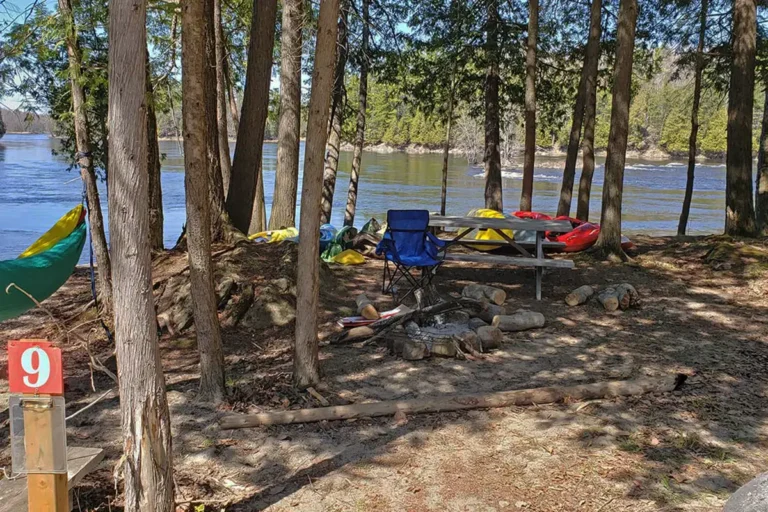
[1,108,55,134]
[153,66,736,160]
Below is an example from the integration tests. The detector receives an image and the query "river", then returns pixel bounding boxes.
[0,133,727,261]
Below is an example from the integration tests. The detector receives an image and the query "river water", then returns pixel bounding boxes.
[0,133,727,261]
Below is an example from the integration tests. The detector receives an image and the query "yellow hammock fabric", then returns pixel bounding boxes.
[461,208,514,252]
[19,205,85,258]
[331,249,365,265]
[248,227,299,243]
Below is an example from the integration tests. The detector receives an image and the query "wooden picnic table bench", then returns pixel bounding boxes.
[0,446,105,512]
[429,215,575,300]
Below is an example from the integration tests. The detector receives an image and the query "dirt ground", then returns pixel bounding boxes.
[1,235,768,511]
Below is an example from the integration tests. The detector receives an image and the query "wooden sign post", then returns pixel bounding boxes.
[8,339,68,512]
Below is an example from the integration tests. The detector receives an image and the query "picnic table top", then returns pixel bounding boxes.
[0,446,105,512]
[428,215,573,233]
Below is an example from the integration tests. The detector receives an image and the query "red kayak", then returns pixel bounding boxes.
[512,212,635,253]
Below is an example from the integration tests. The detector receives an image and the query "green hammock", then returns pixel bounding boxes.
[0,214,87,322]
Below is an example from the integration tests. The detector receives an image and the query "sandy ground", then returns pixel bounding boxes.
[1,235,767,511]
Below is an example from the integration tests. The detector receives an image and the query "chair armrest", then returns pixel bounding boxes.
[426,232,448,248]
[425,232,448,260]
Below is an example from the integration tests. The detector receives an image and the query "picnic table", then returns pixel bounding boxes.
[429,215,576,300]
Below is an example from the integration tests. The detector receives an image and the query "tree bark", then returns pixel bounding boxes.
[576,0,603,222]
[183,0,227,403]
[58,0,113,314]
[205,0,235,242]
[594,0,638,259]
[557,58,588,217]
[224,56,240,143]
[344,0,369,227]
[214,0,232,197]
[440,92,455,217]
[320,2,349,225]
[146,57,164,253]
[483,0,503,212]
[107,0,174,508]
[725,0,758,237]
[294,0,341,389]
[520,0,538,212]
[226,0,278,234]
[678,0,708,235]
[269,0,304,229]
[757,85,768,234]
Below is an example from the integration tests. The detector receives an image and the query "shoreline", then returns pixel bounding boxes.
[4,132,727,163]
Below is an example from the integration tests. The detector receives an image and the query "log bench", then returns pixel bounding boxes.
[0,446,105,512]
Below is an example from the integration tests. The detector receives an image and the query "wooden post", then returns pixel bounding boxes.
[535,231,544,300]
[23,397,67,512]
[7,340,68,512]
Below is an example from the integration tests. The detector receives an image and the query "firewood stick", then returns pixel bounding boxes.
[220,374,686,428]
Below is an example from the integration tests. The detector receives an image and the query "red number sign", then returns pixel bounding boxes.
[7,340,64,395]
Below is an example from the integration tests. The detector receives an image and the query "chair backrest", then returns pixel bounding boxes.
[386,210,430,258]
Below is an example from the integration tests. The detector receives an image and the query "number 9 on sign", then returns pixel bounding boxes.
[8,340,63,395]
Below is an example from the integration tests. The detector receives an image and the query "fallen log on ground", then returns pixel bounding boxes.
[598,287,620,312]
[471,302,506,323]
[219,374,687,428]
[615,283,639,310]
[355,293,379,320]
[461,284,506,306]
[492,312,545,332]
[565,285,594,306]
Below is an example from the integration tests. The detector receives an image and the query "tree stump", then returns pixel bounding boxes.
[476,326,503,350]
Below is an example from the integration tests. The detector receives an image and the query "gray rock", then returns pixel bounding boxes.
[724,472,768,512]
[402,340,427,360]
[468,317,488,331]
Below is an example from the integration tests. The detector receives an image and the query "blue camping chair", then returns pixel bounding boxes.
[376,210,447,302]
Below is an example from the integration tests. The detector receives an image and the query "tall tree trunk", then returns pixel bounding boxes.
[520,0,538,212]
[214,0,232,196]
[226,0,278,234]
[725,0,758,236]
[344,0,369,226]
[269,0,303,229]
[250,171,267,233]
[440,113,453,216]
[576,0,603,222]
[183,0,227,402]
[484,0,503,212]
[758,85,768,234]
[204,0,234,242]
[440,81,456,217]
[146,55,164,252]
[58,0,112,314]
[678,0,708,235]
[294,0,340,389]
[557,59,588,217]
[593,0,637,259]
[320,2,349,225]
[225,56,240,143]
[107,0,173,508]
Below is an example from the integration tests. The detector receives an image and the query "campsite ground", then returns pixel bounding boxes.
[1,235,767,511]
